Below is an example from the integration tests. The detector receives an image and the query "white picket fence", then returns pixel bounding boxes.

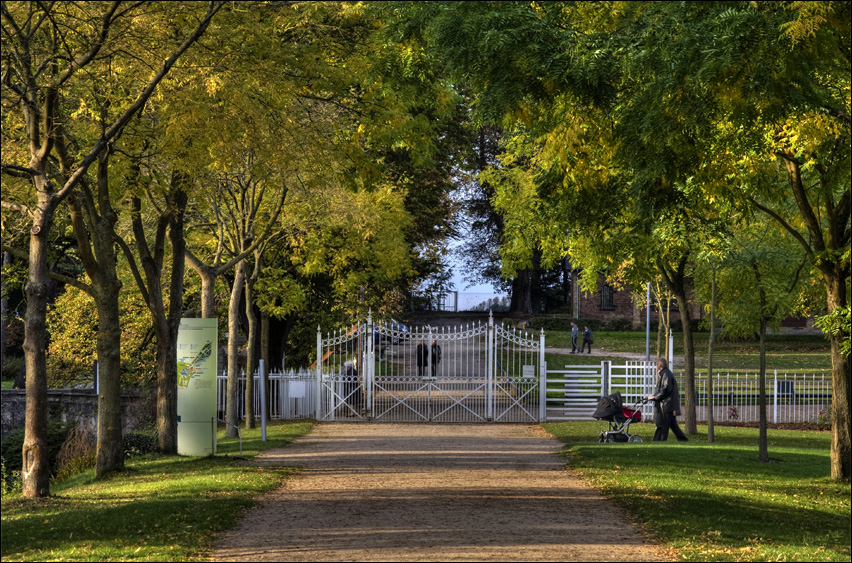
[680,371,832,425]
[217,366,832,425]
[217,368,317,421]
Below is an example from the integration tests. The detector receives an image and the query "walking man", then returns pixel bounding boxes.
[431,339,442,377]
[581,325,593,353]
[647,358,688,441]
[570,321,579,354]
[416,340,428,377]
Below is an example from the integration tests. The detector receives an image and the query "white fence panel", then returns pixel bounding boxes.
[678,371,832,425]
[217,368,317,421]
[545,363,606,421]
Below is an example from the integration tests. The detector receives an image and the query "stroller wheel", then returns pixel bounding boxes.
[598,432,606,443]
[605,435,615,443]
[628,435,643,443]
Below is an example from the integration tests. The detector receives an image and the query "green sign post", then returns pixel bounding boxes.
[177,318,218,456]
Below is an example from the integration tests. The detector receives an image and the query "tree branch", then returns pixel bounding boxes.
[54,1,225,207]
[1,162,39,177]
[1,200,34,216]
[750,197,815,261]
[0,242,92,294]
[115,232,150,305]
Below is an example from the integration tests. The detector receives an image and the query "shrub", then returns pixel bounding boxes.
[1,456,22,496]
[605,318,635,332]
[1,355,24,382]
[0,421,75,481]
[123,431,158,458]
[53,422,96,482]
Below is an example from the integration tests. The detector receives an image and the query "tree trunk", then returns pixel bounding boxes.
[94,283,125,476]
[707,266,716,443]
[825,275,850,481]
[1,251,10,377]
[261,311,271,422]
[199,269,217,319]
[758,315,769,462]
[21,200,54,498]
[244,263,258,429]
[674,290,697,435]
[658,256,696,435]
[160,188,187,453]
[510,270,533,315]
[656,286,664,358]
[226,263,246,437]
[664,294,671,359]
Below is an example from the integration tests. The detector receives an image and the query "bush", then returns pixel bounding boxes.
[605,318,635,332]
[669,318,702,333]
[122,431,158,458]
[1,456,22,496]
[0,421,74,486]
[1,355,24,382]
[54,423,96,482]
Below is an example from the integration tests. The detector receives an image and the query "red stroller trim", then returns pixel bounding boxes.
[622,406,642,423]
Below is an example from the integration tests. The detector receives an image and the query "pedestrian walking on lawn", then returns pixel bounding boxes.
[581,325,593,353]
[570,321,579,354]
[647,358,688,442]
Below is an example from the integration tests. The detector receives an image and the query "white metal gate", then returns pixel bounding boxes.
[314,313,545,423]
[544,361,655,421]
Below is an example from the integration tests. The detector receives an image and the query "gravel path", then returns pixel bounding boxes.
[214,423,668,562]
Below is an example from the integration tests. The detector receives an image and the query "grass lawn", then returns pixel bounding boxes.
[547,330,832,372]
[543,421,851,562]
[0,420,313,562]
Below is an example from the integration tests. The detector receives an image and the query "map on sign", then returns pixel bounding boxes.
[177,341,213,388]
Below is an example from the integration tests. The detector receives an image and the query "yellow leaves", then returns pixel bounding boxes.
[204,75,224,96]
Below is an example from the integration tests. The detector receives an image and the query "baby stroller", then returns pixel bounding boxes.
[593,392,646,443]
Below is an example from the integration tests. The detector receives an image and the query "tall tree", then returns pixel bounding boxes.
[398,2,849,476]
[1,1,221,492]
[712,222,809,461]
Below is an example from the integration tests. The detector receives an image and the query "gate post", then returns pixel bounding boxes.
[486,311,494,421]
[539,328,546,422]
[316,325,322,420]
[366,312,373,419]
[603,361,610,397]
[773,371,777,424]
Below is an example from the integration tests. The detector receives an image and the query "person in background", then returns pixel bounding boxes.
[581,325,593,353]
[570,321,579,354]
[416,340,428,377]
[431,339,442,377]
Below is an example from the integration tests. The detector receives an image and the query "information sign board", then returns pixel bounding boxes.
[177,318,218,456]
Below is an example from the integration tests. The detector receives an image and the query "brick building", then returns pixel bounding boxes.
[571,276,703,328]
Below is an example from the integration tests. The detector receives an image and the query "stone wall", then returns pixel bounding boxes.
[1,389,149,439]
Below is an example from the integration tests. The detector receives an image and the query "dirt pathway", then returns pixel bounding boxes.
[214,424,667,562]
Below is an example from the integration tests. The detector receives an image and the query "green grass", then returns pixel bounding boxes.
[543,422,851,561]
[546,331,832,372]
[0,420,313,562]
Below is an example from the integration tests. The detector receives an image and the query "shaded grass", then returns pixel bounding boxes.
[543,422,850,561]
[0,420,313,562]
